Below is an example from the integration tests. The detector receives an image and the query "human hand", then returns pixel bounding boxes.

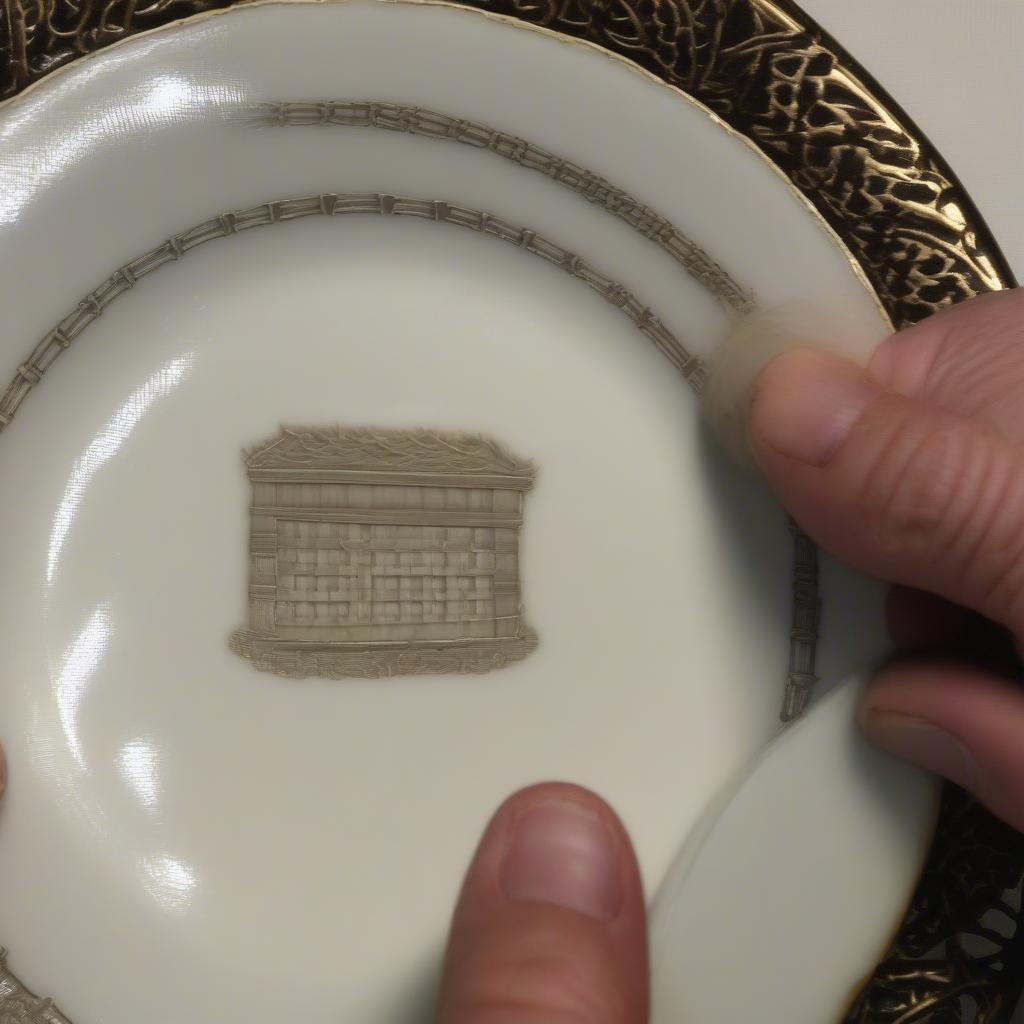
[434,782,648,1024]
[434,291,1024,1022]
[748,287,1024,831]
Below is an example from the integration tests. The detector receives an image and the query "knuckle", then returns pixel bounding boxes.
[923,294,1024,425]
[850,401,1024,631]
[975,503,1024,628]
[859,417,972,559]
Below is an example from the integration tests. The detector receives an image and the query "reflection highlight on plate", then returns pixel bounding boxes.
[47,354,194,586]
[0,73,243,225]
[117,738,161,813]
[55,602,113,771]
[141,853,199,912]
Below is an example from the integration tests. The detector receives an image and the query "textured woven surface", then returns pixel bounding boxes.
[274,522,504,631]
[233,427,535,676]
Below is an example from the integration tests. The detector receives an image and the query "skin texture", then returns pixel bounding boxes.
[434,289,1024,1022]
[435,783,649,1024]
[3,293,1022,1023]
[749,288,1024,832]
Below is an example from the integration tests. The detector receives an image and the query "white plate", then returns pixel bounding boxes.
[0,2,921,1020]
[651,678,937,1024]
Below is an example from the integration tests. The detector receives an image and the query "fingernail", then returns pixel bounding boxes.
[500,798,623,921]
[862,712,977,792]
[750,349,879,466]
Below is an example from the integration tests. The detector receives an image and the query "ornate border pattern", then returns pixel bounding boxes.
[0,0,1014,328]
[0,950,71,1024]
[459,0,1015,331]
[0,190,708,435]
[0,1,1021,1021]
[254,100,755,315]
[230,630,540,678]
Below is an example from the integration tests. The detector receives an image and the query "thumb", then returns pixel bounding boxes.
[748,347,1024,639]
[436,783,648,1024]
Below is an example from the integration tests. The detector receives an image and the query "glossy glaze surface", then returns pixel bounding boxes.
[0,3,907,1020]
[651,679,939,1024]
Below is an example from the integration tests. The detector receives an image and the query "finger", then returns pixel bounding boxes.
[885,586,1020,669]
[437,782,648,1024]
[870,288,1024,439]
[886,586,972,652]
[859,661,1024,832]
[748,347,1024,639]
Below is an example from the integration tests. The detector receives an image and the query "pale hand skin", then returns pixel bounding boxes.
[431,289,1024,1024]
[2,293,1024,1024]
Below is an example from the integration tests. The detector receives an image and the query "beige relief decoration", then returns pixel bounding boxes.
[230,427,538,679]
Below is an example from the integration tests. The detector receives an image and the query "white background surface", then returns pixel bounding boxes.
[798,1,1024,1016]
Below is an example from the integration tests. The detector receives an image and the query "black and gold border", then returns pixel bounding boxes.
[1,1,1021,1021]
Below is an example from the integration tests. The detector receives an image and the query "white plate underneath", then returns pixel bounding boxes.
[0,2,912,1021]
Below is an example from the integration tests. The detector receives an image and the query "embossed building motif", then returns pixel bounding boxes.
[230,428,537,678]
